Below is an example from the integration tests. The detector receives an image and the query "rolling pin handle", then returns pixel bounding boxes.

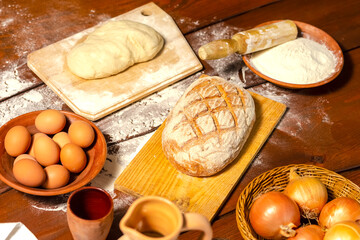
[198,39,239,60]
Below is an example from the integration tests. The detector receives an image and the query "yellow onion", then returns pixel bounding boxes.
[249,191,301,239]
[319,197,360,229]
[288,225,325,240]
[324,221,360,240]
[283,168,328,218]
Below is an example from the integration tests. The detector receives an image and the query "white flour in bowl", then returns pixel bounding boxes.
[250,37,338,84]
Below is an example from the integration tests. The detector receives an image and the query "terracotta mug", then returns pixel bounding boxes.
[67,186,114,240]
[119,196,213,240]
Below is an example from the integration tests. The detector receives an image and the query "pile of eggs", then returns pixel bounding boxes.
[4,109,95,189]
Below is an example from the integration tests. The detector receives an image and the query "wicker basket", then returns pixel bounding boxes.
[236,164,360,240]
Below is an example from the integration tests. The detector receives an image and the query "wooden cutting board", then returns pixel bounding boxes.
[114,91,286,221]
[27,2,202,121]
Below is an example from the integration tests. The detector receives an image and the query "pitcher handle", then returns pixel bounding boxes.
[182,213,213,240]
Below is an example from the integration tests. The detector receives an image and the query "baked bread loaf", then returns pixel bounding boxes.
[162,75,255,177]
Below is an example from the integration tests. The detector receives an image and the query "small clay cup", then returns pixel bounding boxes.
[119,196,213,240]
[67,186,114,240]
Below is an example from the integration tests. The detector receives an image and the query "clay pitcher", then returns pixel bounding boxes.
[119,196,212,240]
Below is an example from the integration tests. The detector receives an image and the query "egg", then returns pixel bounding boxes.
[28,132,48,158]
[34,135,60,166]
[52,132,71,148]
[14,154,36,165]
[5,125,31,157]
[13,158,46,187]
[60,143,87,173]
[42,164,70,189]
[68,120,95,148]
[35,109,66,134]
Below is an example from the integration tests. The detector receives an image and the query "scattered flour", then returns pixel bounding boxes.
[1,18,14,28]
[29,194,69,213]
[0,61,35,100]
[178,17,201,30]
[90,133,153,190]
[315,97,332,124]
[189,22,245,86]
[250,38,338,84]
[22,91,43,102]
[252,83,333,140]
[251,154,265,168]
[252,82,291,105]
[31,201,67,213]
[0,3,111,101]
[0,86,65,126]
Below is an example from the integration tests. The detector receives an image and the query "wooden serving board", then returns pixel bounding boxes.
[114,91,287,221]
[27,2,202,121]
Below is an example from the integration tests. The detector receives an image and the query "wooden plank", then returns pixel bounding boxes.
[114,91,286,221]
[27,3,202,121]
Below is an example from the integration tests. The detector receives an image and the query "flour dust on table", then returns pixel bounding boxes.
[0,61,35,100]
[0,2,111,100]
[0,86,64,126]
[89,133,153,191]
[190,22,246,86]
[252,82,334,142]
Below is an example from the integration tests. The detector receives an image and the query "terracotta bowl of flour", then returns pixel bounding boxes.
[243,20,344,89]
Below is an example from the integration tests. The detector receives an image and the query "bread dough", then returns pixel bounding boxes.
[67,20,164,79]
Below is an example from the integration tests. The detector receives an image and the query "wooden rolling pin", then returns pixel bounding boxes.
[198,20,298,60]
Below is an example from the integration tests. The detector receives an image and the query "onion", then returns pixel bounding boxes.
[249,191,301,239]
[324,221,360,240]
[283,168,328,218]
[288,225,325,240]
[319,197,360,229]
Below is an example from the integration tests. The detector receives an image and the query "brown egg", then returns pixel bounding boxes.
[13,158,46,187]
[42,164,70,189]
[60,143,87,173]
[34,135,60,166]
[4,125,31,157]
[14,154,36,166]
[28,132,48,158]
[68,120,95,148]
[35,109,66,134]
[52,132,71,148]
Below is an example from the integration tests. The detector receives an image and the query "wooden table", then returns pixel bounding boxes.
[1,0,359,239]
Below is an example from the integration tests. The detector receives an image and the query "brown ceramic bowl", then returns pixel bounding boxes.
[243,20,344,89]
[0,110,107,196]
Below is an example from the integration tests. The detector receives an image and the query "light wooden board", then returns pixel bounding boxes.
[114,91,287,221]
[27,2,202,121]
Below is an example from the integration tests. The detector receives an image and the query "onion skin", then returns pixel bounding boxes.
[284,169,328,218]
[288,225,325,240]
[324,221,360,240]
[249,191,301,239]
[319,197,360,229]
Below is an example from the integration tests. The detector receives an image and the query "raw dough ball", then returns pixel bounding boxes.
[67,20,164,79]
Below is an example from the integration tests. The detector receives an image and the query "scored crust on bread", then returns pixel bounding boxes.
[162,75,255,177]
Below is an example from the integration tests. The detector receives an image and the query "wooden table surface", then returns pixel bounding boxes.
[1,0,360,239]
